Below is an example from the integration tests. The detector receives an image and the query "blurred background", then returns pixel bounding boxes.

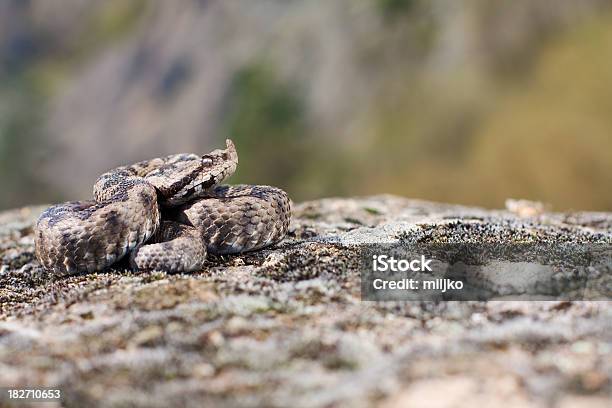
[1,0,611,212]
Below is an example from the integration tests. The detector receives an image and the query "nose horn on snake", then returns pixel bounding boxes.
[224,139,238,163]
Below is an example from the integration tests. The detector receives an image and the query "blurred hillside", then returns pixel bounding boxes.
[1,0,611,211]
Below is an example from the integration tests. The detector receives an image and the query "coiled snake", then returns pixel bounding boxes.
[34,140,291,275]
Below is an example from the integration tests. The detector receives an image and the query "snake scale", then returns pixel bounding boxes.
[34,140,291,275]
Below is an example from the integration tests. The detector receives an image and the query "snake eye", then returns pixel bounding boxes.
[202,157,213,166]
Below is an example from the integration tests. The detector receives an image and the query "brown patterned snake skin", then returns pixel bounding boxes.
[35,140,291,275]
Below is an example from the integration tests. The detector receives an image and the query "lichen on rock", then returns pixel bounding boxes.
[0,197,611,407]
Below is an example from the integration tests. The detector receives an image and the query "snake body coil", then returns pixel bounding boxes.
[35,140,291,275]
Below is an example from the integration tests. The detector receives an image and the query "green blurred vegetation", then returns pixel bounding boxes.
[469,14,612,210]
[366,11,612,210]
[374,0,417,19]
[0,0,146,209]
[1,1,611,211]
[227,10,612,210]
[224,62,357,200]
[224,62,307,187]
[0,76,51,209]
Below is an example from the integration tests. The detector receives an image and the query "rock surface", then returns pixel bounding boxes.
[0,196,611,407]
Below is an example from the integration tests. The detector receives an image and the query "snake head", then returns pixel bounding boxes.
[202,139,238,171]
[147,139,239,206]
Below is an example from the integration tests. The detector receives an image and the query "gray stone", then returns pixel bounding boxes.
[0,197,611,407]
